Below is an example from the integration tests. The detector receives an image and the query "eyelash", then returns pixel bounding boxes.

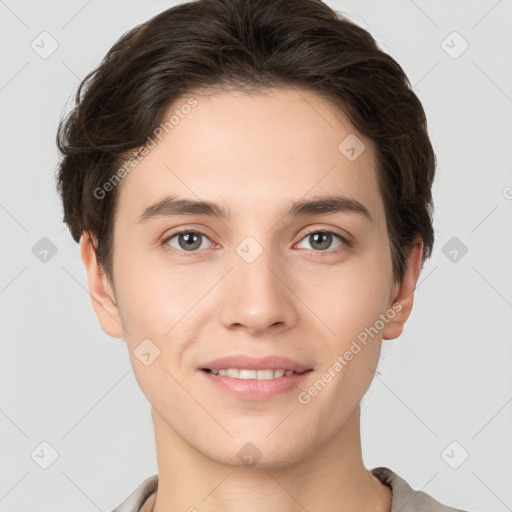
[161,228,350,258]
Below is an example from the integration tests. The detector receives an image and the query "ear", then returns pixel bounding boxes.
[382,237,423,340]
[79,231,125,339]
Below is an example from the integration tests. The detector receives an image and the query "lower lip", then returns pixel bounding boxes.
[200,370,313,401]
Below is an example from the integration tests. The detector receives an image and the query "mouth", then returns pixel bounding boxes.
[201,368,312,380]
[198,355,313,400]
[199,365,314,401]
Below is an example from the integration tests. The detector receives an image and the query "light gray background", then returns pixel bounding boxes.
[1,1,511,511]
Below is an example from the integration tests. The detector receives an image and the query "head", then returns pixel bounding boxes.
[56,0,435,467]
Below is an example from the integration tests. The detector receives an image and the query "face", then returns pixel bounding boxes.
[82,87,419,468]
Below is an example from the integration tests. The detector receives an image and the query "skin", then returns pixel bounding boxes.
[80,87,423,512]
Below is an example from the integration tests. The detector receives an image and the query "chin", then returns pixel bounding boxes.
[201,437,310,470]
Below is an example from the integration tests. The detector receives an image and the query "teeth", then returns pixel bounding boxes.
[211,368,295,379]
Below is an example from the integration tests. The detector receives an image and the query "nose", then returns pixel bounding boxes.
[219,244,299,335]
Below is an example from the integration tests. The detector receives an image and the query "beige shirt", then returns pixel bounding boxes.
[111,467,470,511]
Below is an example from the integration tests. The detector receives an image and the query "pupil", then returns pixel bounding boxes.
[180,232,201,250]
[311,232,331,250]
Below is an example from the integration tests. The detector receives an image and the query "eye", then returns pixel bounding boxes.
[295,229,347,253]
[163,230,212,254]
[162,228,349,257]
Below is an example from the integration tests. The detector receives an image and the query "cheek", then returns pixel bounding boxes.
[310,251,393,408]
[319,254,393,341]
[113,260,218,400]
[113,246,200,339]
[304,271,391,427]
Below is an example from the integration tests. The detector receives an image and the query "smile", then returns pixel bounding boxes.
[204,368,306,379]
[201,368,313,400]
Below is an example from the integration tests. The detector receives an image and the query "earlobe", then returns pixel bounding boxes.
[382,238,424,340]
[79,231,125,339]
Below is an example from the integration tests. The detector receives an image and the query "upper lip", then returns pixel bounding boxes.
[200,355,312,373]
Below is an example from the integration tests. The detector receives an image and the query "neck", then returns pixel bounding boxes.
[150,405,392,512]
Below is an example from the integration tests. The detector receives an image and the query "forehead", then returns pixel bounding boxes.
[115,87,384,226]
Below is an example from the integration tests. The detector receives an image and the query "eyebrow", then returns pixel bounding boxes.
[136,193,372,224]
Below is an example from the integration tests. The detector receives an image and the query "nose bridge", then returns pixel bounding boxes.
[219,234,297,332]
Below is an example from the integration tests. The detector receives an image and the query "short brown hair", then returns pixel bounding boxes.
[55,0,436,285]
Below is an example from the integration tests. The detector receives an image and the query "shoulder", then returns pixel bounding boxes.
[371,467,471,512]
[110,474,158,512]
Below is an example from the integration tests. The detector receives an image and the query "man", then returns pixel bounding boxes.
[55,0,471,510]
